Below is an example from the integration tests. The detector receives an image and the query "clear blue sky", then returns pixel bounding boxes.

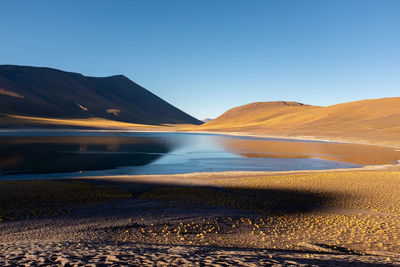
[1,0,399,120]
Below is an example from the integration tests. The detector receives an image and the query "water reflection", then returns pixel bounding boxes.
[0,136,177,174]
[0,132,398,179]
[220,138,400,165]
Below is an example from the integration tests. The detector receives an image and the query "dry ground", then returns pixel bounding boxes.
[1,168,400,265]
[185,98,400,148]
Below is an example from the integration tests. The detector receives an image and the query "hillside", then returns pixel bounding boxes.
[197,98,400,147]
[0,65,202,126]
[202,101,318,130]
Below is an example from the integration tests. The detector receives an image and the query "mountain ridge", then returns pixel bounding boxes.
[197,97,400,147]
[0,65,202,125]
[202,101,319,129]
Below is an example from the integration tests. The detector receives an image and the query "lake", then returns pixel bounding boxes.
[0,131,399,180]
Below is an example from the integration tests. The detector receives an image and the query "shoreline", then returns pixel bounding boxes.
[1,147,400,265]
[1,126,400,149]
[71,164,400,188]
[180,130,400,149]
[1,163,398,185]
[2,166,400,265]
[1,127,400,183]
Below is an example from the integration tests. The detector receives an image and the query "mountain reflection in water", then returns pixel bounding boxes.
[220,138,400,165]
[0,132,399,179]
[0,136,177,174]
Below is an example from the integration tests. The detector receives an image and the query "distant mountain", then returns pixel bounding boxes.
[198,98,400,147]
[0,65,202,125]
[201,101,317,130]
[202,118,213,123]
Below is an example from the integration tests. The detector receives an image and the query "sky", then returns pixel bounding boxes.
[1,0,400,120]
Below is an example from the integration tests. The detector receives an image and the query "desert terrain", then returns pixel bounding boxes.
[188,98,400,148]
[3,97,400,149]
[2,66,400,265]
[1,166,400,265]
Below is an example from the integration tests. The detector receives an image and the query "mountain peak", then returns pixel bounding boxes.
[0,65,202,125]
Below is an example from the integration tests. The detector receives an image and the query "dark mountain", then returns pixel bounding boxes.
[0,65,202,125]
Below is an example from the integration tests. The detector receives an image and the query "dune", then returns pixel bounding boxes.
[193,98,400,147]
[201,101,318,129]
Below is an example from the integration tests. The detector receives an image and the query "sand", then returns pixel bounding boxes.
[1,195,398,266]
[1,164,400,266]
[183,98,400,148]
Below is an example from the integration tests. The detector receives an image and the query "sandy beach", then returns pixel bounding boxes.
[1,163,400,266]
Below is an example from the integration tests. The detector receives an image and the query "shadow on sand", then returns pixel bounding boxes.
[81,178,344,216]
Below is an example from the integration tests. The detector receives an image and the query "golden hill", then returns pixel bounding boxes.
[195,98,400,147]
[201,101,318,129]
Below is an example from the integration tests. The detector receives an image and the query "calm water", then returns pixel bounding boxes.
[0,131,399,180]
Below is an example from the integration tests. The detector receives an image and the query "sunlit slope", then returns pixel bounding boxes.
[199,98,400,146]
[0,115,163,129]
[202,101,319,129]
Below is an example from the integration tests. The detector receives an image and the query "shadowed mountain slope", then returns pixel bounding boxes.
[0,65,201,125]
